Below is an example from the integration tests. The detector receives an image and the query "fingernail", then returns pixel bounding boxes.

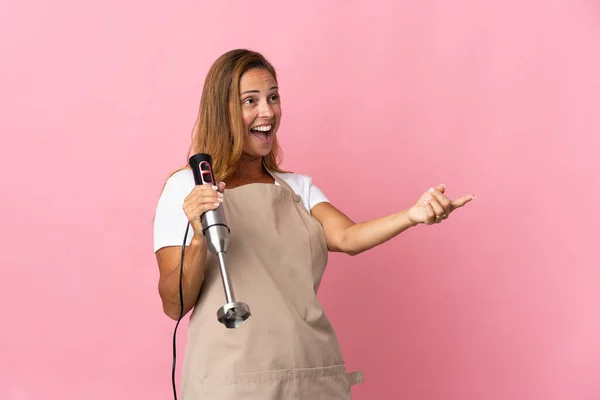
[214,202,220,207]
[473,194,477,199]
[428,188,434,193]
[218,192,224,198]
[212,185,218,190]
[218,197,223,202]
[441,184,446,189]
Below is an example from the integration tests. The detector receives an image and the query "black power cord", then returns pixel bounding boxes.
[172,222,191,400]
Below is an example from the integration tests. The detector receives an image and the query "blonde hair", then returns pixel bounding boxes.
[182,49,286,182]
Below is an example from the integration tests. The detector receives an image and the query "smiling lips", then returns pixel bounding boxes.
[250,124,273,143]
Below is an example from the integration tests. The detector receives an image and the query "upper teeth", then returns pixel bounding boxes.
[252,125,271,132]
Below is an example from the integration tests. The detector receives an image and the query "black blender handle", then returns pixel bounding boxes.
[189,153,215,186]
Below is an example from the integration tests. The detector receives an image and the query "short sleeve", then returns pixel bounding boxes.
[153,170,196,252]
[306,177,329,211]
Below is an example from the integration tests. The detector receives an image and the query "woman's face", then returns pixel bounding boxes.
[238,68,281,159]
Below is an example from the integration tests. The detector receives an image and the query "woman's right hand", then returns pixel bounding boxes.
[182,181,226,238]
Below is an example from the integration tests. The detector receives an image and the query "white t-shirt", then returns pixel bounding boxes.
[153,169,329,252]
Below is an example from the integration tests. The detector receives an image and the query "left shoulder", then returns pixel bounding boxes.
[272,171,313,186]
[272,171,329,212]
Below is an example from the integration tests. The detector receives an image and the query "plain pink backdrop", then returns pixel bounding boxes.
[1,1,599,399]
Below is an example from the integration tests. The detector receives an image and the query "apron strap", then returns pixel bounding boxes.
[263,164,303,204]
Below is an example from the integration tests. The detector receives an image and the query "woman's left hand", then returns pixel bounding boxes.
[408,184,475,225]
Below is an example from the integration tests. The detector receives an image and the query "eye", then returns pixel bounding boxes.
[242,97,255,105]
[269,94,280,102]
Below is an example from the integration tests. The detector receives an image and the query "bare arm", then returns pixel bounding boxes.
[312,184,475,256]
[156,237,208,320]
[155,181,225,320]
[311,203,417,256]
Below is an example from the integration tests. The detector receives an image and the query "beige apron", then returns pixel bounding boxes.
[179,170,363,399]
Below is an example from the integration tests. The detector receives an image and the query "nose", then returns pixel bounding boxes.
[258,100,274,119]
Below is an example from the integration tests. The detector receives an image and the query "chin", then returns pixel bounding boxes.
[257,147,274,158]
[242,147,273,159]
[245,133,276,158]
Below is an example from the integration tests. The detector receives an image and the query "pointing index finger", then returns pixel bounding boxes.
[450,194,476,209]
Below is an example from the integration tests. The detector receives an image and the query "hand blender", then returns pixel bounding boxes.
[189,153,251,328]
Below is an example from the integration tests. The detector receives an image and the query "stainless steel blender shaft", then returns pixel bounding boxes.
[202,210,251,328]
[190,153,251,329]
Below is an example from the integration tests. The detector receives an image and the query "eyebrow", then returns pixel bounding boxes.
[241,86,279,95]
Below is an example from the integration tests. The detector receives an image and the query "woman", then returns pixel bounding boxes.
[153,49,475,399]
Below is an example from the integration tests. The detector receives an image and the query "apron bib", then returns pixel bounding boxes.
[179,171,363,399]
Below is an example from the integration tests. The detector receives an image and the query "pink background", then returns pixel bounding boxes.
[2,0,599,399]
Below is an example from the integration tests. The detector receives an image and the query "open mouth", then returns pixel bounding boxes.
[250,124,273,143]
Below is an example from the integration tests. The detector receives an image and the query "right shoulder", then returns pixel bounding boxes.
[153,168,196,252]
[161,168,195,196]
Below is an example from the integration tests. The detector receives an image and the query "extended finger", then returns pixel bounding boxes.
[428,188,451,214]
[450,194,476,209]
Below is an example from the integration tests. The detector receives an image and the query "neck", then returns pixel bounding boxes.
[233,155,265,179]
